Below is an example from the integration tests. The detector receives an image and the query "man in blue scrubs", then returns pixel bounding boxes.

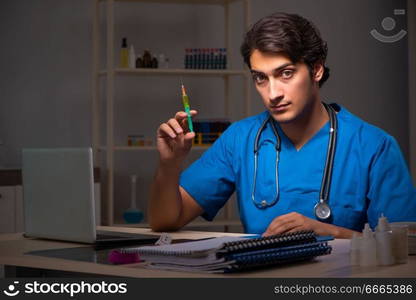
[149,13,416,238]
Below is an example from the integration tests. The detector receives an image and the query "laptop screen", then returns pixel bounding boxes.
[22,148,97,243]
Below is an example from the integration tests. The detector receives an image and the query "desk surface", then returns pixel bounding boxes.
[1,226,415,278]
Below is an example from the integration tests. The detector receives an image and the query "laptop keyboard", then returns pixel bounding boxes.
[96,234,132,240]
[94,231,160,246]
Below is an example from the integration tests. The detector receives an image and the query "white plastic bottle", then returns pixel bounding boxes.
[391,224,409,264]
[158,54,164,67]
[375,214,394,265]
[350,232,362,265]
[129,45,136,69]
[359,223,378,266]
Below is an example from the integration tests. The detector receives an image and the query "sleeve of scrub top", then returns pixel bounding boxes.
[179,125,237,221]
[366,135,416,227]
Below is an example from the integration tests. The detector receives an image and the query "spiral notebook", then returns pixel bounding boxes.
[120,231,332,273]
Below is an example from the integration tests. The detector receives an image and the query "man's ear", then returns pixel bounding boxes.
[313,62,324,83]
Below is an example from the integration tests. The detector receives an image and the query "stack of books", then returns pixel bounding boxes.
[119,231,333,273]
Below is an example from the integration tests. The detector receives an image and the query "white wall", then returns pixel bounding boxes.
[0,0,413,223]
[247,0,410,160]
[0,0,92,166]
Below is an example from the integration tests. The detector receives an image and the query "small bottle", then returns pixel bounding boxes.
[359,223,378,266]
[142,49,152,68]
[159,53,167,69]
[375,214,394,265]
[391,224,409,264]
[135,55,143,68]
[120,38,129,68]
[202,48,207,69]
[221,48,227,69]
[128,45,136,69]
[350,232,362,266]
[184,49,188,69]
[213,48,220,69]
[164,56,170,69]
[208,48,214,69]
[191,48,197,69]
[151,55,158,68]
[197,48,202,69]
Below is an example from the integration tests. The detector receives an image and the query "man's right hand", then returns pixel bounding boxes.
[150,109,203,232]
[156,110,198,164]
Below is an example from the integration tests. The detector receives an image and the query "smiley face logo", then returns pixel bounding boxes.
[371,9,407,43]
[3,281,20,297]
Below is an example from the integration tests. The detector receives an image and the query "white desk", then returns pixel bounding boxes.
[0,226,415,278]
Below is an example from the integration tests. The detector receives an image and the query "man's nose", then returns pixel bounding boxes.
[268,79,284,103]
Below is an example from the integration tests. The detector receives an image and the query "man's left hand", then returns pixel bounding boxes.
[262,212,356,238]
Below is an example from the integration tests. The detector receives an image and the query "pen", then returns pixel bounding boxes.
[181,82,194,132]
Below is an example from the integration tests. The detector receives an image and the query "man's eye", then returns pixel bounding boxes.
[281,70,294,79]
[253,74,267,84]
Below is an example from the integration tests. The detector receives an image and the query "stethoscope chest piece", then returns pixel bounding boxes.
[314,200,331,220]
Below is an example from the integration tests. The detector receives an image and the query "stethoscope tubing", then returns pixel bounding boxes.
[251,102,338,218]
[252,116,281,208]
[319,103,338,203]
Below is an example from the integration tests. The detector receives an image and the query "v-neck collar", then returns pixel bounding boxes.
[272,118,331,153]
[257,103,343,153]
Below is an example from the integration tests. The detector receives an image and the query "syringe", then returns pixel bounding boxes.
[181,82,194,132]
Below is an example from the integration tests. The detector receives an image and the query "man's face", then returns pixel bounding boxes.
[249,50,321,124]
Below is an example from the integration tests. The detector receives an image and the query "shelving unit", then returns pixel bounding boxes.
[92,0,252,229]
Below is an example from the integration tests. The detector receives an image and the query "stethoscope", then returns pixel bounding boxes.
[251,102,338,221]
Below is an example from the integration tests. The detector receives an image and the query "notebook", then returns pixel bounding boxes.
[22,147,159,245]
[120,231,333,273]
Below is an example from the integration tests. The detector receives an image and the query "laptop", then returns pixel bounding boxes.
[21,147,159,245]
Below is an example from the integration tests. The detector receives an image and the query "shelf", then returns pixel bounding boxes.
[98,68,249,77]
[98,146,210,151]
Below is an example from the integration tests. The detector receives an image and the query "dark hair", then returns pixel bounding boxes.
[240,12,330,87]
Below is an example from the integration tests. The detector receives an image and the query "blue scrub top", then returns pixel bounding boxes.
[179,104,416,234]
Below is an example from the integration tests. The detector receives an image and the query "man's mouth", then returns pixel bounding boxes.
[270,103,290,112]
